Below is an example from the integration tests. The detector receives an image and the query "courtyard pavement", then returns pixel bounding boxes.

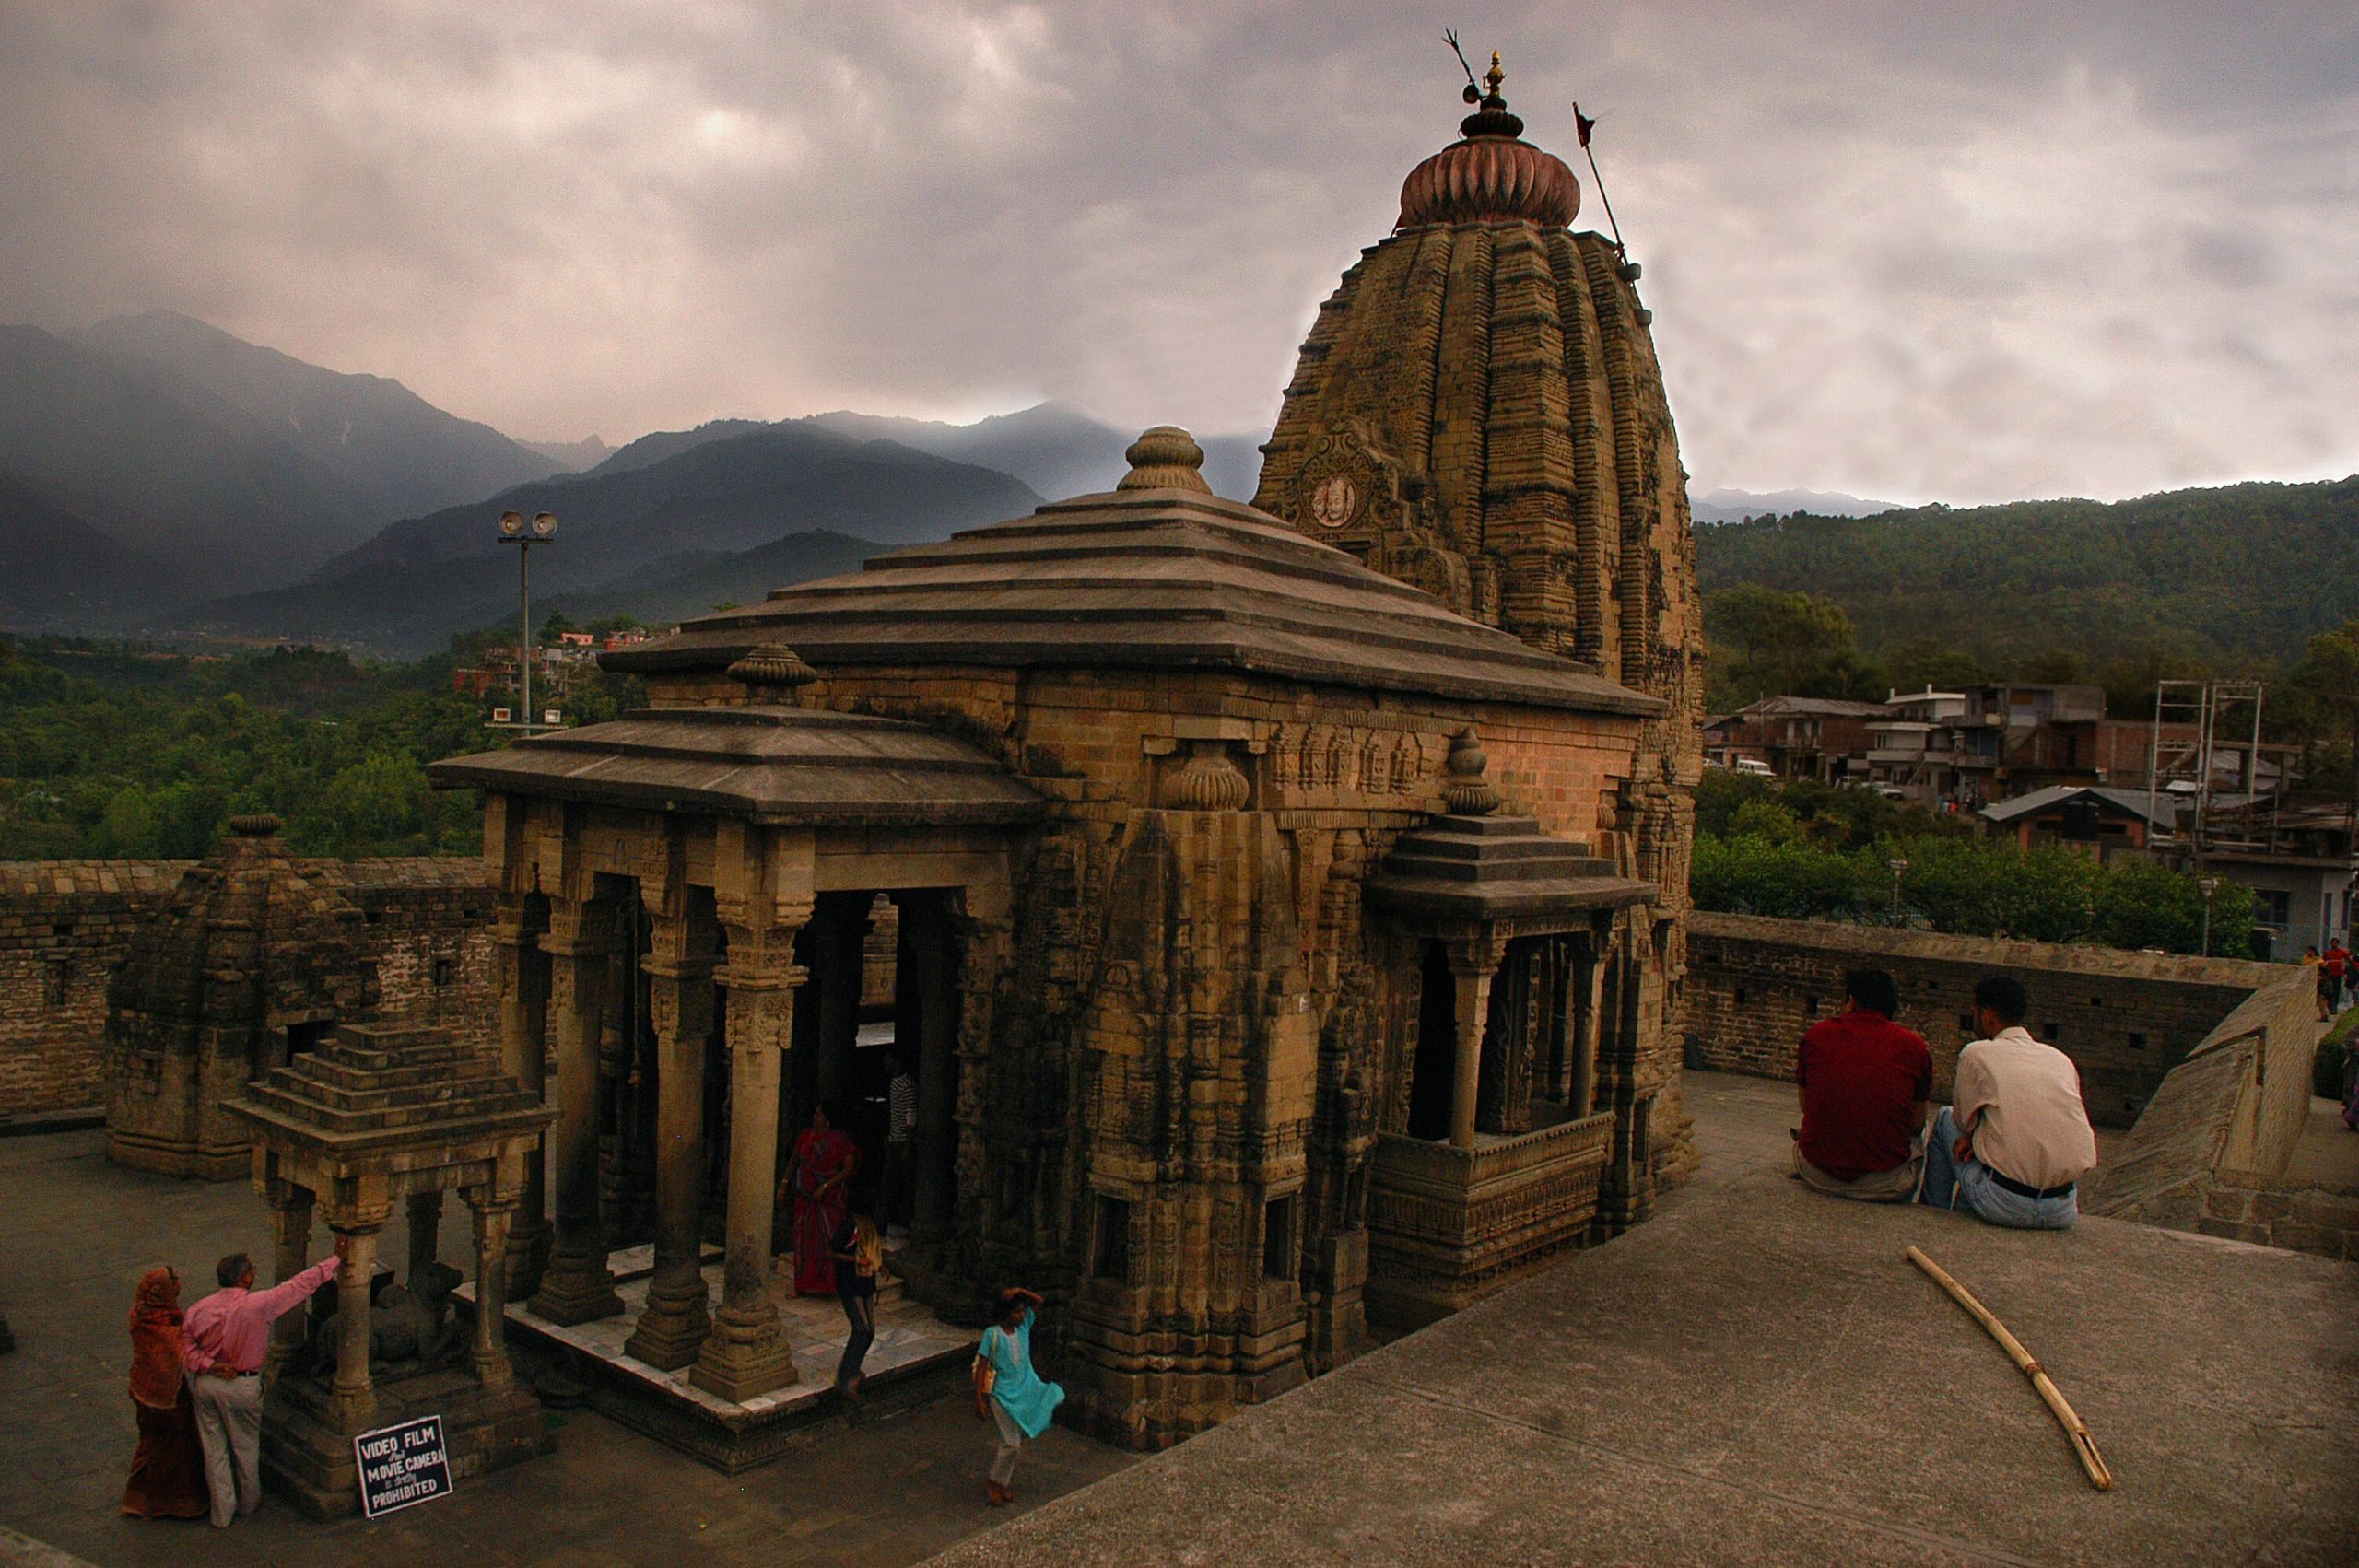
[6,1077,2352,1566]
[939,1073,2359,1568]
[0,1129,1131,1568]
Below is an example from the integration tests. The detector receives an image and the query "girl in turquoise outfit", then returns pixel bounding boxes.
[973,1286,1062,1505]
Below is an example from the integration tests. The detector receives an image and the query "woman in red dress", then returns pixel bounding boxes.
[122,1266,207,1519]
[779,1101,859,1295]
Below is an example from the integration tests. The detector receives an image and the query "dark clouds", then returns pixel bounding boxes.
[1,1,2353,504]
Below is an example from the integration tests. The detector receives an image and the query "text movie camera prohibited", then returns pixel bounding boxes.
[355,1414,453,1518]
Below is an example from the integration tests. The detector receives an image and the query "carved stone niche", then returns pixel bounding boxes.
[1285,421,1474,620]
[1144,720,1265,813]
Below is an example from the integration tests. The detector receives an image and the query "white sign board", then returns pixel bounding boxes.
[355,1414,452,1518]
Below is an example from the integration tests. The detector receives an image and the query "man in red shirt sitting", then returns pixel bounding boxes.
[1791,967,1932,1202]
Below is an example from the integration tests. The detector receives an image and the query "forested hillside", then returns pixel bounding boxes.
[0,639,641,860]
[1696,477,2359,669]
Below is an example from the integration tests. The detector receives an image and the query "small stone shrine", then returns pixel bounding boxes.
[106,815,374,1178]
[225,1020,553,1517]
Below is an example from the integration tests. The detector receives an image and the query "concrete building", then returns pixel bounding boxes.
[1706,696,1890,785]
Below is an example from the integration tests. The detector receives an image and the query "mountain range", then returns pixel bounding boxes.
[0,313,1271,651]
[192,426,1042,655]
[1688,487,1900,524]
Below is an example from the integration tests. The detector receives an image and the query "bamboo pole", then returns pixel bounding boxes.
[1907,1246,2114,1491]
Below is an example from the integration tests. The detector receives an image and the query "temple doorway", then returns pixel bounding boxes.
[781,887,961,1253]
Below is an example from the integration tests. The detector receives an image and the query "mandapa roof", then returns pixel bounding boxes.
[601,487,1664,716]
[427,704,1045,826]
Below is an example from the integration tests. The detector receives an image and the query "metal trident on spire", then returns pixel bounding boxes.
[1443,30,1508,110]
[1443,29,1479,99]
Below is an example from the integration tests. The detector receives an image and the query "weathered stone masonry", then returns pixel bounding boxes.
[1682,911,2294,1128]
[0,856,494,1122]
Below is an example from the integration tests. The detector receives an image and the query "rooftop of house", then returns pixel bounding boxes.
[1737,696,1895,720]
[1979,783,2182,830]
[936,1072,2358,1567]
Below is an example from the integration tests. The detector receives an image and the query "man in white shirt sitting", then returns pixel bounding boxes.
[1919,976,2098,1230]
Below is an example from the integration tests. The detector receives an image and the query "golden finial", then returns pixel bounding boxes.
[1485,51,1505,105]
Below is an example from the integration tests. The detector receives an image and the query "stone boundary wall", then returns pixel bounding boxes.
[0,857,495,1121]
[1682,912,2294,1129]
[2082,975,2358,1260]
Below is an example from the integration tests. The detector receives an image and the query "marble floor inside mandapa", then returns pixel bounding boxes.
[452,1240,974,1418]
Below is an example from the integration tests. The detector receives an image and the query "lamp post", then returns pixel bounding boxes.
[2198,875,2220,957]
[496,510,557,732]
[1888,855,1908,925]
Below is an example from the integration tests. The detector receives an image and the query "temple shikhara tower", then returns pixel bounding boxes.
[406,56,1704,1461]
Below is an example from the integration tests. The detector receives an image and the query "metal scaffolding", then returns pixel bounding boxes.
[2146,679,2271,855]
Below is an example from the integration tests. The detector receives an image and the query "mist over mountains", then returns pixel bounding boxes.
[194,424,1042,655]
[19,310,2337,674]
[0,313,1269,652]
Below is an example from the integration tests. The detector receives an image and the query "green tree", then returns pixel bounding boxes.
[320,751,431,849]
[1704,586,1863,708]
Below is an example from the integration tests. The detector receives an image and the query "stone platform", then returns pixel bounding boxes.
[263,1366,549,1519]
[937,1071,2359,1567]
[457,1242,974,1473]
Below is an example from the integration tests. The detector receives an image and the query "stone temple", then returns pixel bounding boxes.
[418,60,1703,1455]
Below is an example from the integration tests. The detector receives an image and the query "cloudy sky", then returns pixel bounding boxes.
[3,2,2354,505]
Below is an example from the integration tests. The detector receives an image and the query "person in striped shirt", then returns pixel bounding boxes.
[884,1052,918,1237]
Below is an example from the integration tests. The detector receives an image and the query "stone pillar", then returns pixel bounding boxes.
[468,1195,515,1389]
[624,934,716,1370]
[910,898,964,1247]
[264,1180,314,1377]
[690,928,805,1401]
[531,896,623,1325]
[327,1203,388,1432]
[1569,935,1603,1119]
[495,895,551,1296]
[1449,954,1496,1151]
[405,1190,441,1286]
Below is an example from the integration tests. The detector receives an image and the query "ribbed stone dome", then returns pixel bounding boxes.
[1256,78,1699,711]
[1397,107,1579,228]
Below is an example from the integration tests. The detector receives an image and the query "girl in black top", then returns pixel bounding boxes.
[829,1197,885,1398]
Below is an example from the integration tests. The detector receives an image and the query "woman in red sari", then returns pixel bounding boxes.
[779,1101,859,1295]
[122,1265,207,1519]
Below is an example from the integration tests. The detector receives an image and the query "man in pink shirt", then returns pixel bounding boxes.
[182,1240,346,1528]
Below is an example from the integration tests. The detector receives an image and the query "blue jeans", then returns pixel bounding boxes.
[836,1289,875,1389]
[1917,1107,2077,1229]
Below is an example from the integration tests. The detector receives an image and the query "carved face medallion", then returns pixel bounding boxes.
[1309,474,1359,529]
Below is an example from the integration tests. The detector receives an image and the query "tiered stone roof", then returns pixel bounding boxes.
[232,1021,546,1153]
[604,484,1661,715]
[426,703,1047,825]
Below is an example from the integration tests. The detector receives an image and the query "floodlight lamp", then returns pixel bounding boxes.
[499,510,525,537]
[531,511,557,538]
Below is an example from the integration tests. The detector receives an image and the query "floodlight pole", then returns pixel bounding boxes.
[519,541,534,734]
[496,510,558,733]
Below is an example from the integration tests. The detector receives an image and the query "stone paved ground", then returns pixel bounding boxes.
[2283,1094,2359,1189]
[0,1130,1132,1568]
[8,1080,2352,1567]
[939,1073,2359,1568]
